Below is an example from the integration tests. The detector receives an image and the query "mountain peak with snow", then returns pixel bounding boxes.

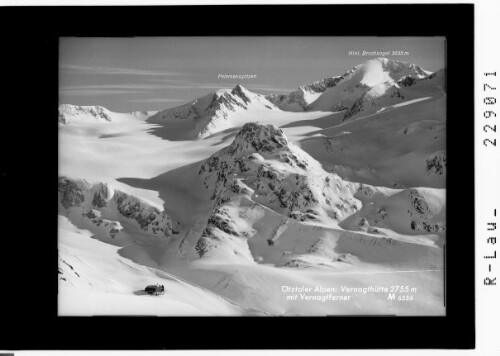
[227,122,289,156]
[232,83,248,93]
[194,122,362,257]
[59,55,447,315]
[193,118,445,265]
[59,104,113,125]
[148,86,277,139]
[266,72,352,112]
[349,57,431,87]
[375,57,431,77]
[265,58,431,113]
[307,57,440,115]
[58,104,155,125]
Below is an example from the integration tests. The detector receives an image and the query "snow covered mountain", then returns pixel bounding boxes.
[57,214,258,316]
[265,70,355,112]
[58,104,155,125]
[59,104,113,125]
[341,70,445,121]
[190,123,445,268]
[70,58,441,139]
[301,91,446,189]
[58,56,447,316]
[58,177,179,242]
[308,58,437,118]
[147,84,277,139]
[264,57,434,117]
[60,58,440,128]
[195,122,359,260]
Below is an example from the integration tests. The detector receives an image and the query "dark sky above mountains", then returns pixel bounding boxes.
[59,37,445,112]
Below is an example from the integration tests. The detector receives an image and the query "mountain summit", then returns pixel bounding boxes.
[307,58,444,120]
[147,85,276,138]
[59,104,113,125]
[194,122,362,258]
[265,58,433,115]
[141,58,441,136]
[192,122,444,266]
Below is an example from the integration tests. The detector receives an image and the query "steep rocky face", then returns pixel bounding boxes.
[206,88,249,116]
[91,184,109,208]
[194,123,361,257]
[426,150,446,176]
[227,122,290,155]
[406,189,446,233]
[301,74,350,93]
[231,84,251,105]
[266,90,309,112]
[194,88,252,137]
[58,177,178,239]
[398,69,446,90]
[114,192,176,237]
[58,178,86,209]
[58,104,112,125]
[195,205,241,257]
[397,75,418,87]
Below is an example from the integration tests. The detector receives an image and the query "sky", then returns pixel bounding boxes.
[59,37,445,112]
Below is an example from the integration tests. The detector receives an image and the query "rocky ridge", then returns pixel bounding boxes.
[58,177,178,239]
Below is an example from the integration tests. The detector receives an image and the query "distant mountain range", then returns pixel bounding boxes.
[59,57,445,138]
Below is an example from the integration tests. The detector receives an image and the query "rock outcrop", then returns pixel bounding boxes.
[58,177,178,239]
[194,123,361,257]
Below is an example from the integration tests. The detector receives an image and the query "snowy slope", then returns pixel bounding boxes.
[107,123,445,315]
[342,67,446,121]
[59,104,113,124]
[58,216,259,316]
[299,94,446,189]
[58,57,446,316]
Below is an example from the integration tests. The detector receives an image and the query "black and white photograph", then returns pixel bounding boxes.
[57,36,447,316]
[0,1,486,352]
